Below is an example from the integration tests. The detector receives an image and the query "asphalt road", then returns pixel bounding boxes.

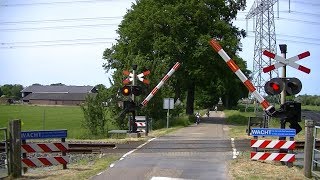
[92,112,234,180]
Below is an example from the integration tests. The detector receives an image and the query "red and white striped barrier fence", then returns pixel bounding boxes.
[135,116,148,133]
[250,139,295,163]
[250,152,295,162]
[136,122,146,127]
[21,143,68,153]
[22,156,69,168]
[209,39,274,112]
[140,62,180,107]
[250,139,295,150]
[22,142,69,168]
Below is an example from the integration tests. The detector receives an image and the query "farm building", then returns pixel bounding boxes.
[21,85,97,105]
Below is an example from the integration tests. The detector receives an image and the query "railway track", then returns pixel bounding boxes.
[0,142,116,153]
[0,140,318,153]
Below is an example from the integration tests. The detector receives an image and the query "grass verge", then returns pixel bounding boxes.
[228,152,309,180]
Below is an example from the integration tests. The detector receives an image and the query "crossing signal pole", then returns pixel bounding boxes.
[262,44,310,135]
[279,44,287,105]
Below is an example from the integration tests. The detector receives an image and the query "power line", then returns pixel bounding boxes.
[0,41,114,49]
[0,23,119,31]
[1,37,117,45]
[246,33,320,42]
[0,16,123,25]
[235,17,320,26]
[288,10,320,17]
[0,0,127,7]
[238,10,320,18]
[246,35,320,46]
[289,0,320,7]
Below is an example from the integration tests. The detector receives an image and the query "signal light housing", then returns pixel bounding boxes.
[264,77,302,96]
[121,85,142,96]
[285,78,302,96]
[121,86,131,96]
[264,78,284,95]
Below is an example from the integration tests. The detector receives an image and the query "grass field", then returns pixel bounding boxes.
[0,105,88,138]
[224,109,306,140]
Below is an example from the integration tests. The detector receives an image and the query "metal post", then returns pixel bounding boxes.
[279,44,287,144]
[304,119,315,178]
[132,64,137,102]
[132,65,137,133]
[9,119,22,178]
[145,116,149,136]
[167,108,170,128]
[279,44,287,105]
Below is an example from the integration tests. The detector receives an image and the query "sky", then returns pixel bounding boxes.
[0,0,319,95]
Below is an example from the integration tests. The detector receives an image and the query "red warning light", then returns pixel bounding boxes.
[271,82,280,91]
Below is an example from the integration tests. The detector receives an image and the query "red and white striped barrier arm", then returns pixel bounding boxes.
[209,39,274,112]
[21,143,68,153]
[140,62,181,107]
[22,156,69,167]
[251,152,295,162]
[263,50,310,74]
[251,139,295,150]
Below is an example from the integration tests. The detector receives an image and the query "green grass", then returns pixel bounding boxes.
[0,105,87,138]
[224,109,305,140]
[302,105,320,111]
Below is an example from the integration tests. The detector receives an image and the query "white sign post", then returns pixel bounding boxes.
[163,98,174,128]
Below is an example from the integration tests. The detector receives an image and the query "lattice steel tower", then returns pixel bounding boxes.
[246,0,279,97]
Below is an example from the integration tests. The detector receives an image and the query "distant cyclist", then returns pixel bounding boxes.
[206,108,210,117]
[195,112,200,125]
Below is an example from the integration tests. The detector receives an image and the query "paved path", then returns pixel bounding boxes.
[92,111,233,180]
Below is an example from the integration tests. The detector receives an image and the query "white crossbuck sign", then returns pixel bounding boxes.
[123,70,150,85]
[263,50,311,74]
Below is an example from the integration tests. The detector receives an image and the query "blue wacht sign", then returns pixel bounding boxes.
[21,129,67,140]
[251,128,296,137]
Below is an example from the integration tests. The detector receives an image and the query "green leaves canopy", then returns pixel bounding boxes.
[103,0,249,119]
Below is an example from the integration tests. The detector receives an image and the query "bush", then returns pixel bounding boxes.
[171,116,191,127]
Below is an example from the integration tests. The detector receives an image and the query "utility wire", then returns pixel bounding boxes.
[0,23,119,31]
[1,36,319,49]
[246,35,320,46]
[243,32,320,42]
[2,33,318,46]
[0,37,117,45]
[0,41,114,49]
[0,16,123,25]
[0,0,128,7]
[288,0,320,7]
[234,17,320,25]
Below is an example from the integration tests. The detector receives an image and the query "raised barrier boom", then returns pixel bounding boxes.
[209,39,275,114]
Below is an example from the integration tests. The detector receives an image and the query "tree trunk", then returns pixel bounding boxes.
[186,80,195,115]
[224,96,229,109]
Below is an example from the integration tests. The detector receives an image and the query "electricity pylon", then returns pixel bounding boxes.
[246,0,279,113]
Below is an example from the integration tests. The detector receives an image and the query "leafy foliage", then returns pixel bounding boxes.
[102,0,249,127]
[0,84,23,100]
[80,85,118,135]
[296,94,320,106]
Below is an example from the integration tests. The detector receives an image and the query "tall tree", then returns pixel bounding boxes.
[0,84,23,100]
[103,0,248,117]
